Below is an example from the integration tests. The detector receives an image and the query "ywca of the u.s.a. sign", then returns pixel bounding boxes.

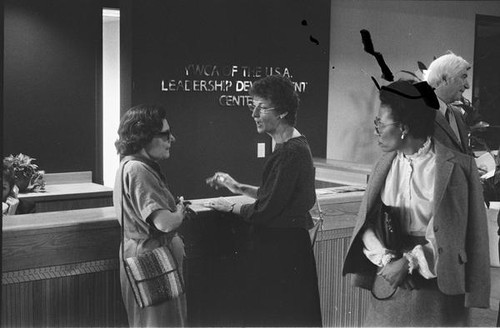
[161,64,309,107]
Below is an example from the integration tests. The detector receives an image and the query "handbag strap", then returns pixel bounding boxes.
[120,158,131,266]
[310,198,325,248]
[119,157,176,262]
[371,284,398,301]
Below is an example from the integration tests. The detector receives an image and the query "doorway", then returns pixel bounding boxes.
[102,8,120,187]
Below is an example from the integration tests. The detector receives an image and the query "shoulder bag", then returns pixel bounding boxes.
[370,202,403,300]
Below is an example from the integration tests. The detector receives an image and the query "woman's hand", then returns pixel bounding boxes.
[205,172,240,194]
[378,256,410,289]
[176,201,188,218]
[205,197,235,213]
[150,196,194,233]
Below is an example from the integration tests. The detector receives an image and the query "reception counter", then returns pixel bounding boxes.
[17,171,113,212]
[2,186,368,327]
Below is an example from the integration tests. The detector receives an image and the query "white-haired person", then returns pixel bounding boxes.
[424,51,473,155]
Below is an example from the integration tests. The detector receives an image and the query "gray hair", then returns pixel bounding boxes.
[424,52,470,88]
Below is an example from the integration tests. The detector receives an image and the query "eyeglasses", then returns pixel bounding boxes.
[154,130,172,140]
[247,103,277,115]
[374,117,400,135]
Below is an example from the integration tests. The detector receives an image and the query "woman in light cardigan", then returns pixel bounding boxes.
[343,80,490,326]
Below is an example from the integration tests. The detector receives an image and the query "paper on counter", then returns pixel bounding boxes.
[475,152,496,179]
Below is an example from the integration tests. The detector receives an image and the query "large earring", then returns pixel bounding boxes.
[401,132,406,140]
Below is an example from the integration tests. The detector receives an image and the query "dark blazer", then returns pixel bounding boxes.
[343,140,490,308]
[433,105,472,155]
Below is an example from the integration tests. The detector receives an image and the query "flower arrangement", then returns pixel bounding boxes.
[4,153,45,193]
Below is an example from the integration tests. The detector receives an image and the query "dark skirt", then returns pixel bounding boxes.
[242,227,322,327]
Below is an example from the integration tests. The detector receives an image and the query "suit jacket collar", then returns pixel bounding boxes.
[433,140,456,213]
[436,109,467,152]
[438,97,448,117]
[451,106,470,151]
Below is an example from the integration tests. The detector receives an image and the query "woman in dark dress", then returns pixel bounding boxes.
[206,75,322,327]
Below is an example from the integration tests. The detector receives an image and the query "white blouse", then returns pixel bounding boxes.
[362,138,438,279]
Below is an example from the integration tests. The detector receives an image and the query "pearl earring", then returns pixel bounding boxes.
[401,132,406,140]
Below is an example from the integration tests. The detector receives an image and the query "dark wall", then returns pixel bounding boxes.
[3,0,101,180]
[123,0,330,199]
[473,14,500,150]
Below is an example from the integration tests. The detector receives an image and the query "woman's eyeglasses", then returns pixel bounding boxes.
[374,117,399,135]
[247,103,277,115]
[154,130,172,140]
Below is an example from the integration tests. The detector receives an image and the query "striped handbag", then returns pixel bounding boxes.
[123,245,184,308]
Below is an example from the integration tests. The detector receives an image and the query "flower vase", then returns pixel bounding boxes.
[15,175,31,193]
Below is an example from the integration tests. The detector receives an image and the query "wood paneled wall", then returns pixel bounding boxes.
[314,228,370,327]
[2,262,127,327]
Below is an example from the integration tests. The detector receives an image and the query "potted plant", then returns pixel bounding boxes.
[3,153,45,193]
[481,149,500,207]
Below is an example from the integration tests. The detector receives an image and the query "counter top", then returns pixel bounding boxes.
[190,185,365,211]
[17,182,113,201]
[4,186,364,233]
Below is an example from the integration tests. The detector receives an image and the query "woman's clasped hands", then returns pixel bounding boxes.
[378,256,416,290]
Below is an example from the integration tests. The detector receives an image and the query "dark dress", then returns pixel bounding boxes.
[239,136,322,327]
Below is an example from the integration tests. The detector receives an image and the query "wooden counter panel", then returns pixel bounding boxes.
[2,187,366,327]
[3,207,116,231]
[3,226,119,272]
[31,196,113,212]
[3,208,119,272]
[18,182,113,212]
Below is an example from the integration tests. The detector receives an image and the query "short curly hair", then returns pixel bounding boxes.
[115,104,168,156]
[249,75,299,126]
[379,80,436,139]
